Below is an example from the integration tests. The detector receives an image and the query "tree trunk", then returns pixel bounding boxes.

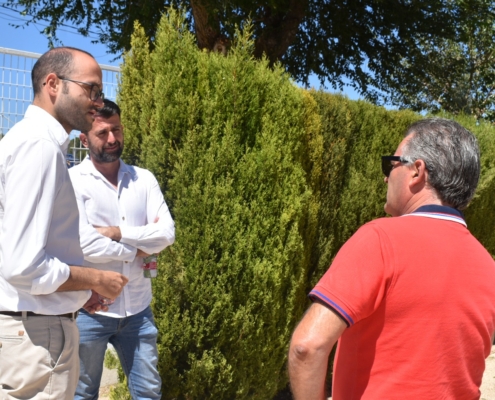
[190,0,220,50]
[253,0,308,64]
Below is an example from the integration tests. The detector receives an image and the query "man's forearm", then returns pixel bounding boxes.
[94,226,122,241]
[288,302,346,400]
[57,266,102,291]
[57,266,128,299]
[288,346,329,400]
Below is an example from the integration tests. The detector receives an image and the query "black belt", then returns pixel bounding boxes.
[0,311,78,319]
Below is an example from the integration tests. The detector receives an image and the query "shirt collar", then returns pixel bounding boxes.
[79,156,133,180]
[25,105,70,152]
[403,204,466,227]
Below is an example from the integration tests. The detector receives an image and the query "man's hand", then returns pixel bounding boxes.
[94,225,122,242]
[94,270,128,299]
[82,290,109,314]
[57,266,128,299]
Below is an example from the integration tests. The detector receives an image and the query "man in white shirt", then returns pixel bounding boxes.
[69,99,175,399]
[0,48,128,399]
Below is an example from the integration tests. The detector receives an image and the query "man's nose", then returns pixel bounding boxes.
[107,131,117,142]
[93,96,104,108]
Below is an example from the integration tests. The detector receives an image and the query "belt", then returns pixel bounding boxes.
[0,311,78,319]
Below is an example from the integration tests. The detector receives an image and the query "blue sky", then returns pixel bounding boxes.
[0,4,120,66]
[0,4,361,99]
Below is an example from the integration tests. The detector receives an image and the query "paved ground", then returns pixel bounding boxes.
[98,366,118,400]
[99,345,495,399]
[481,345,495,400]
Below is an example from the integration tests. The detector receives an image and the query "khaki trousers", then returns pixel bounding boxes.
[0,313,80,400]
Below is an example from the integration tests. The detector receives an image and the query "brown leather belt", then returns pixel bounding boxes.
[0,311,78,319]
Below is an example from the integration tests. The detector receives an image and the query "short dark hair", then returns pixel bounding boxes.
[31,47,94,96]
[402,118,480,210]
[95,99,121,118]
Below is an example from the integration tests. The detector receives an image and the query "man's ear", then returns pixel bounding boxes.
[79,133,89,148]
[410,159,427,187]
[43,73,61,96]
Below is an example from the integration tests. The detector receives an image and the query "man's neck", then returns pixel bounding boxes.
[90,158,120,188]
[397,190,445,217]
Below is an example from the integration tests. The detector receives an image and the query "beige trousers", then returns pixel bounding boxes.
[0,314,80,400]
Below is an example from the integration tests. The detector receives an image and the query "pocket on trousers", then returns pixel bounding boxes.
[48,318,66,368]
[0,334,25,383]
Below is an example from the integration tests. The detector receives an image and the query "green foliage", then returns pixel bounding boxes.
[451,114,495,255]
[8,0,471,98]
[120,9,316,399]
[118,8,495,399]
[119,21,154,167]
[372,0,495,121]
[103,348,120,370]
[103,349,132,400]
[307,92,420,283]
[109,373,132,400]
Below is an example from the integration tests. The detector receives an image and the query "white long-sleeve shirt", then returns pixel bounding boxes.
[0,105,90,314]
[69,157,175,317]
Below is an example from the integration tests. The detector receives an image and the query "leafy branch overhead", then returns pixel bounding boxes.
[371,0,495,121]
[4,1,466,89]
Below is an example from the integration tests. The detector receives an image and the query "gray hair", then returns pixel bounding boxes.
[401,118,480,210]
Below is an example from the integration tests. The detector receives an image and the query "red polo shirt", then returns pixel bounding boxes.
[310,206,495,399]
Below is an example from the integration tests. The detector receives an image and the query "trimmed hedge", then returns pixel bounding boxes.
[120,9,317,399]
[117,9,495,398]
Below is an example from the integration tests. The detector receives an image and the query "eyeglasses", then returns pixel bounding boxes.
[57,76,105,102]
[381,155,408,177]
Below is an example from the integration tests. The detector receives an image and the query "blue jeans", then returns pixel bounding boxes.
[74,306,162,400]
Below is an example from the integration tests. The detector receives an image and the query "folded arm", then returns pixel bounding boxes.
[76,195,137,263]
[118,176,175,254]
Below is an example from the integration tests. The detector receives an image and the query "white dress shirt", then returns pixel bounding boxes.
[0,105,90,314]
[69,157,175,318]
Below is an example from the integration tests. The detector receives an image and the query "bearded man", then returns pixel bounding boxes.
[69,99,175,400]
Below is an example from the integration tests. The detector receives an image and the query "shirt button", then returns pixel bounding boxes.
[125,261,128,263]
[122,216,125,220]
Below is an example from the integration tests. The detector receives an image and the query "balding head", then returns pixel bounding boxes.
[31,47,94,98]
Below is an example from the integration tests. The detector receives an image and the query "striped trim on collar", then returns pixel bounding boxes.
[402,205,467,227]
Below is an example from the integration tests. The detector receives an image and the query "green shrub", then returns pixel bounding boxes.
[118,9,495,398]
[307,92,420,284]
[119,9,317,399]
[447,114,495,254]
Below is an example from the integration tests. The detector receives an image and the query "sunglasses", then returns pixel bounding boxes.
[381,156,408,177]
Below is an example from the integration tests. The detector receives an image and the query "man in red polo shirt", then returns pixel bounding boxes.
[289,118,495,400]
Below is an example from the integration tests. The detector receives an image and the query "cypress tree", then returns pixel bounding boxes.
[118,11,495,398]
[120,9,317,399]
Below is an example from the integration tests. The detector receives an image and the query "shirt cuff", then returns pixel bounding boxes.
[309,289,354,326]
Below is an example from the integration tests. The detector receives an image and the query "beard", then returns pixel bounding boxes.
[56,83,96,132]
[87,136,124,163]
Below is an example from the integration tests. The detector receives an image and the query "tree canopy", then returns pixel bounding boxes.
[370,0,495,121]
[7,0,472,94]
